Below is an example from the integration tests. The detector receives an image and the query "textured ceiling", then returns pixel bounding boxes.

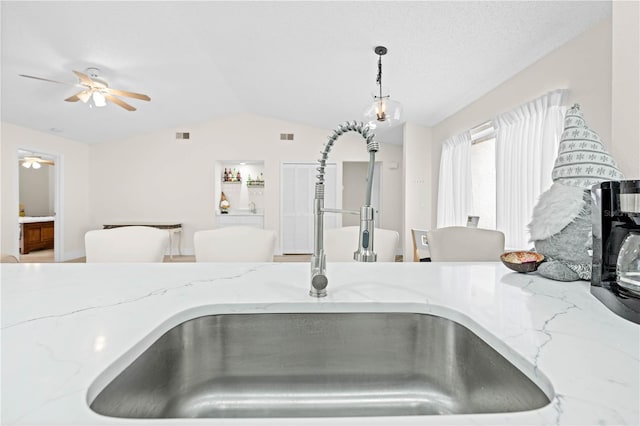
[1,1,611,145]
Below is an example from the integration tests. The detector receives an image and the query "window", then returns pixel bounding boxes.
[437,90,567,249]
[470,121,496,230]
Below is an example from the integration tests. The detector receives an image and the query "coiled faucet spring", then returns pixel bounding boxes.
[310,121,379,297]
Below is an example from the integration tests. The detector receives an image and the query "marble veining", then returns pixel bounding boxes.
[1,262,638,425]
[2,264,273,330]
[531,295,579,375]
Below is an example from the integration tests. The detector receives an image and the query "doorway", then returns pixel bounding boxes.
[17,149,62,262]
[342,161,382,227]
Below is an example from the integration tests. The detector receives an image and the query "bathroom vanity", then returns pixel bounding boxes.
[18,216,54,254]
[2,262,638,425]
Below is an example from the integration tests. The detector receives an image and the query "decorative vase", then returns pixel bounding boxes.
[219,192,230,213]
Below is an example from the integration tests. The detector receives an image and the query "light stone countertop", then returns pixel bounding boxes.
[216,208,264,216]
[1,262,638,425]
[18,216,55,223]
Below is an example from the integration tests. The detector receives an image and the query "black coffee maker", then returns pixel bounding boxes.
[591,180,640,324]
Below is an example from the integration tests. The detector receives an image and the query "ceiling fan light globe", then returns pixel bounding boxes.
[31,161,41,169]
[92,91,107,107]
[78,92,91,103]
[21,161,32,169]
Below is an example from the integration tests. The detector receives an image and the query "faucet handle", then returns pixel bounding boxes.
[310,252,328,297]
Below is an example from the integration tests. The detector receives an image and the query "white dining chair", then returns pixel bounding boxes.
[324,226,399,262]
[85,226,169,263]
[194,226,276,262]
[410,228,431,262]
[426,226,505,262]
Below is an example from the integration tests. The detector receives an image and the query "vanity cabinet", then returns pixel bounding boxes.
[216,211,264,229]
[20,220,54,254]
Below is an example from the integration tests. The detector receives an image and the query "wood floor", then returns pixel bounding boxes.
[19,250,314,263]
[18,251,402,263]
[161,254,314,263]
[19,249,57,263]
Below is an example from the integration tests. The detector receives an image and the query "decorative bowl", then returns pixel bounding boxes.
[500,251,545,273]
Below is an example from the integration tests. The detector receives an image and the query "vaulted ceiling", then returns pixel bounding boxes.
[1,1,611,145]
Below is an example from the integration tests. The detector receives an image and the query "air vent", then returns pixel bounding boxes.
[176,132,190,140]
[280,133,294,141]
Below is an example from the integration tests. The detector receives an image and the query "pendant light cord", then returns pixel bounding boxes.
[376,54,383,99]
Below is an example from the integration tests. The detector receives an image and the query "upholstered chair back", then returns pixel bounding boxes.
[85,226,169,263]
[194,226,276,262]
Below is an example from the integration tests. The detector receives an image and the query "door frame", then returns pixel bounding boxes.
[17,147,64,262]
[341,161,383,226]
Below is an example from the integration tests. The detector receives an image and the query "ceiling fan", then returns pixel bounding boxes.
[20,156,55,169]
[19,68,151,111]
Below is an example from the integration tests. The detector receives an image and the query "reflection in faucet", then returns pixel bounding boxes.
[310,121,379,298]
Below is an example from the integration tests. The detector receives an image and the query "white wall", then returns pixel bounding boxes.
[19,164,53,216]
[88,114,403,255]
[342,162,368,228]
[611,1,640,179]
[1,123,90,260]
[427,17,615,228]
[402,122,432,260]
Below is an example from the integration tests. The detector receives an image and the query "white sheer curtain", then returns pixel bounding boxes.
[437,131,473,228]
[495,89,568,249]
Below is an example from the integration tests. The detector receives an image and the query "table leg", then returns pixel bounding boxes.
[168,230,174,261]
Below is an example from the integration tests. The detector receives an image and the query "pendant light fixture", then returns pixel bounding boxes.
[364,46,402,129]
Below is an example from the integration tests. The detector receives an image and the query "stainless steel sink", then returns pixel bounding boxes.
[90,312,550,418]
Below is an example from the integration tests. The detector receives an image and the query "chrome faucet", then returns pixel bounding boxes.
[249,201,257,214]
[310,121,379,297]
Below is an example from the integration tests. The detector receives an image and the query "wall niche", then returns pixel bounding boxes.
[215,160,265,213]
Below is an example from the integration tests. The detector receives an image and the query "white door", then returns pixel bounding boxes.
[281,163,337,254]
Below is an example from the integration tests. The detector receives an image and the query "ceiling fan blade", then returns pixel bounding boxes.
[65,89,92,103]
[72,70,95,86]
[103,87,150,101]
[19,74,79,86]
[103,93,136,111]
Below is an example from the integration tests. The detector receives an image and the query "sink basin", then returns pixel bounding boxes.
[90,312,550,418]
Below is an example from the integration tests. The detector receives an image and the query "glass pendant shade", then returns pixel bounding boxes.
[363,46,403,129]
[364,91,402,129]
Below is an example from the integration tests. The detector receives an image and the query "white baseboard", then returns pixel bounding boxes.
[62,250,85,262]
